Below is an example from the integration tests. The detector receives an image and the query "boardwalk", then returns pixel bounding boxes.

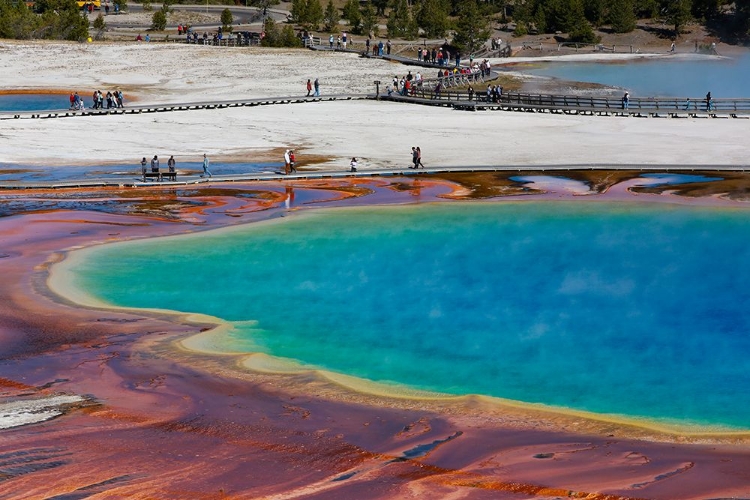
[0,94,370,121]
[384,90,750,119]
[3,163,748,191]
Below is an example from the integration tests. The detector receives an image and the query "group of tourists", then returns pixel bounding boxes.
[364,39,392,56]
[388,71,422,96]
[140,155,176,181]
[138,154,212,181]
[328,32,348,49]
[416,47,461,67]
[176,24,192,35]
[90,89,124,109]
[68,90,124,110]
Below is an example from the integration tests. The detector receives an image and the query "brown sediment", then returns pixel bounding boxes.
[629,171,750,200]
[2,175,750,498]
[0,88,140,103]
[0,89,71,95]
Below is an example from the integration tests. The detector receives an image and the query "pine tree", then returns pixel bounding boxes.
[305,0,324,30]
[452,0,490,52]
[387,0,412,37]
[151,10,166,30]
[361,0,378,36]
[415,0,448,37]
[221,8,233,32]
[323,0,339,32]
[290,0,306,23]
[608,0,636,33]
[261,16,279,45]
[281,24,303,46]
[342,0,362,33]
[666,0,692,36]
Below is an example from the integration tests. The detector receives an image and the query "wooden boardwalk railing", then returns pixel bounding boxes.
[383,89,750,118]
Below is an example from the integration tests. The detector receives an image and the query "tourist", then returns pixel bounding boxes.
[151,155,159,173]
[416,147,424,168]
[706,91,714,111]
[622,92,629,110]
[365,38,370,54]
[337,36,341,49]
[144,34,150,42]
[306,79,312,96]
[410,147,418,169]
[467,85,474,101]
[136,33,142,41]
[289,150,297,173]
[284,149,291,174]
[342,32,347,49]
[92,90,98,109]
[350,157,357,172]
[378,40,384,56]
[117,89,124,108]
[68,93,75,109]
[387,39,391,55]
[670,41,675,52]
[167,155,176,173]
[329,34,334,49]
[314,78,320,96]
[201,153,212,178]
[140,157,147,176]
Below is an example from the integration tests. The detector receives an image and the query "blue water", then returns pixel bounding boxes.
[0,94,68,112]
[524,53,750,97]
[68,201,750,428]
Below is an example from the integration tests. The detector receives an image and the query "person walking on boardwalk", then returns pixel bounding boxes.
[410,147,418,169]
[306,79,312,96]
[289,150,297,173]
[201,153,212,178]
[705,91,714,111]
[313,78,320,96]
[416,147,424,168]
[284,149,291,174]
[350,157,358,172]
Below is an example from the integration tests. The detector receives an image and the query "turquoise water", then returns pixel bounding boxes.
[0,94,67,111]
[525,53,750,97]
[69,201,750,428]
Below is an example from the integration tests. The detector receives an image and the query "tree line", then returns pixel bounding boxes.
[0,0,88,40]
